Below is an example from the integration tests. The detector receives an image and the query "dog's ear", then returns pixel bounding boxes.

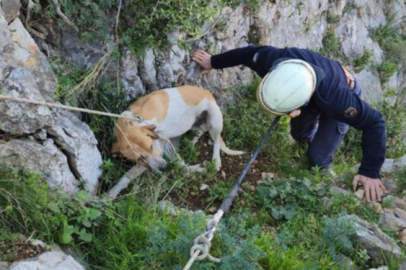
[143,125,160,139]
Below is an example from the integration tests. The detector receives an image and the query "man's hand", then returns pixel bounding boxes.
[192,50,212,78]
[352,174,386,202]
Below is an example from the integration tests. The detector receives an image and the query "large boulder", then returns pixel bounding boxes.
[0,138,79,194]
[9,247,86,270]
[0,15,56,135]
[348,215,402,264]
[47,110,102,195]
[0,0,21,23]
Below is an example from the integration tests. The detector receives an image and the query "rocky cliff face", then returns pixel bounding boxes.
[0,0,404,196]
[32,0,405,105]
[0,0,102,195]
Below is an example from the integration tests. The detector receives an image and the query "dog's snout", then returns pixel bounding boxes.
[158,162,168,171]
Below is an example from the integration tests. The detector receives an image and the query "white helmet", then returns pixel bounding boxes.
[257,59,317,116]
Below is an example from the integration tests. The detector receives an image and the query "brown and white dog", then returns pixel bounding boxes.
[111,85,244,172]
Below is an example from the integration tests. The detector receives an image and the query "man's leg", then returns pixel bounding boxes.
[306,114,348,169]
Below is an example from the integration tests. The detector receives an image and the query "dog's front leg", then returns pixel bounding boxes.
[107,164,147,199]
[172,151,205,173]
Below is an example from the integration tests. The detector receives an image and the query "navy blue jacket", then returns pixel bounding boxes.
[211,45,386,178]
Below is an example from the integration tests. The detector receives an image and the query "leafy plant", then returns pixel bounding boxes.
[321,29,341,58]
[256,177,326,221]
[50,57,84,106]
[377,60,398,84]
[377,101,406,158]
[48,190,105,245]
[326,11,340,24]
[0,167,56,240]
[121,0,216,55]
[81,197,265,269]
[322,213,355,257]
[354,49,373,73]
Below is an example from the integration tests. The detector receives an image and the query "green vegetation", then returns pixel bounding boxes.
[370,13,405,84]
[354,49,373,73]
[377,60,398,84]
[326,11,340,24]
[31,0,261,56]
[3,78,403,268]
[321,29,342,59]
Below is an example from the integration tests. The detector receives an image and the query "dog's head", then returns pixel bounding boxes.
[112,118,168,172]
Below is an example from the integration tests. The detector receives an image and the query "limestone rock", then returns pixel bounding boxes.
[394,155,406,169]
[394,208,406,221]
[379,213,406,231]
[139,48,158,91]
[383,179,400,193]
[371,202,383,214]
[0,68,54,134]
[8,18,56,101]
[348,215,402,264]
[355,189,365,200]
[380,159,395,174]
[47,110,102,195]
[383,208,395,215]
[354,68,384,105]
[0,138,79,193]
[399,229,406,244]
[9,249,86,270]
[0,17,56,135]
[0,261,8,270]
[120,49,145,99]
[322,197,332,210]
[331,186,351,197]
[335,254,356,270]
[399,259,406,270]
[1,0,21,23]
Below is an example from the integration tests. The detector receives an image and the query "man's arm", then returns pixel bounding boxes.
[192,45,271,76]
[317,86,387,201]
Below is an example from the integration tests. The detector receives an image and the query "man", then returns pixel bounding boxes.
[192,45,387,202]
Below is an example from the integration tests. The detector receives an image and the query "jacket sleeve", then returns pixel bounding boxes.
[211,45,270,72]
[317,86,386,178]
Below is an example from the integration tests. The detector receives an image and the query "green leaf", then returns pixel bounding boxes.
[271,206,284,220]
[268,186,279,199]
[48,202,60,213]
[75,190,89,202]
[88,208,102,220]
[59,221,74,244]
[78,229,92,242]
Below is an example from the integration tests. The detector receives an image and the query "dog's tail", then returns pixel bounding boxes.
[220,136,245,155]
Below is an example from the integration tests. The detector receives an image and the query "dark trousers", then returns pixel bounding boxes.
[290,83,361,169]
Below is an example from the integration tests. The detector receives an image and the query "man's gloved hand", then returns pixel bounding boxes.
[352,174,386,202]
[192,50,212,78]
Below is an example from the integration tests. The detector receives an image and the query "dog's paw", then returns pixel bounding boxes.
[187,164,205,173]
[214,161,221,172]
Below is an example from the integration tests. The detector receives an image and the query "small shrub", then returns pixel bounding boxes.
[83,199,265,269]
[256,177,326,221]
[377,60,398,84]
[322,213,355,257]
[50,57,83,106]
[326,11,340,24]
[343,2,357,14]
[377,101,406,158]
[321,29,341,58]
[354,49,373,73]
[0,167,55,240]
